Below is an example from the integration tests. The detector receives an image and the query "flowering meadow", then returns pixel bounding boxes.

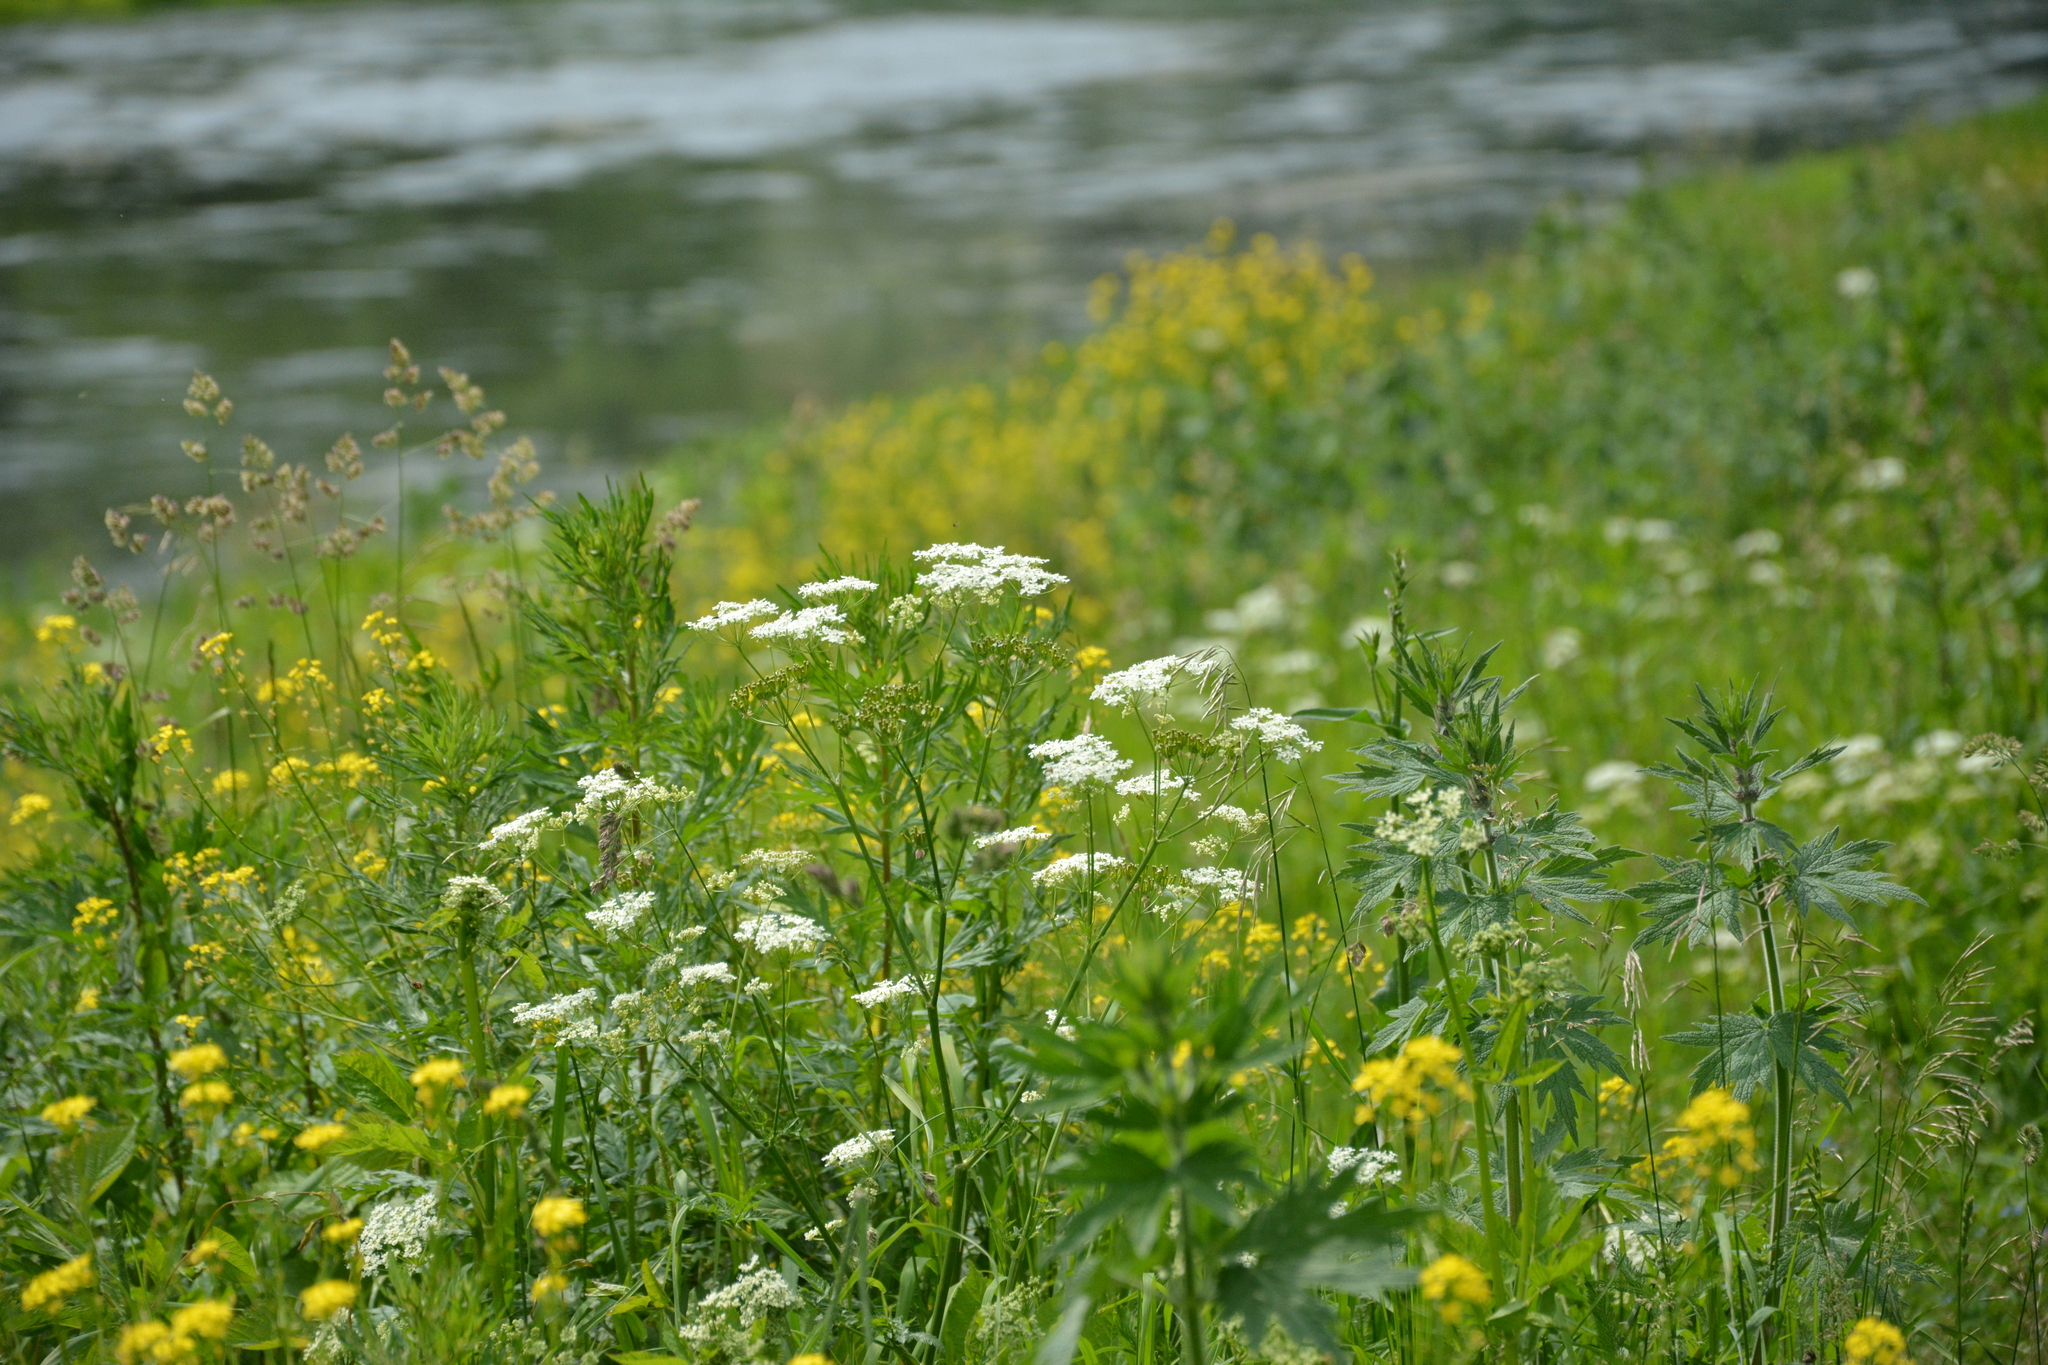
[5,101,2048,1365]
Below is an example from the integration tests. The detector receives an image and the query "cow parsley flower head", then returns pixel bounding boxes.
[481,808,555,857]
[823,1129,894,1169]
[1229,708,1323,763]
[911,543,1068,603]
[1177,866,1254,899]
[1373,787,1480,855]
[741,847,813,875]
[1326,1146,1401,1187]
[509,988,600,1045]
[1028,734,1131,789]
[1092,654,1221,712]
[692,1257,802,1320]
[359,1191,439,1276]
[797,577,878,600]
[734,911,830,954]
[675,962,737,991]
[687,599,779,632]
[1033,852,1131,889]
[750,605,858,647]
[569,769,680,824]
[1114,770,1196,801]
[1205,803,1260,832]
[972,825,1053,850]
[588,891,652,940]
[852,975,930,1008]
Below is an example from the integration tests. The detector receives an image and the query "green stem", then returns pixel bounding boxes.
[1174,1185,1208,1365]
[1755,897,1793,1291]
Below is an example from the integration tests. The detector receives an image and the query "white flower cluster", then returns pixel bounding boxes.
[587,891,653,940]
[481,808,553,857]
[883,595,926,630]
[734,911,831,954]
[698,1262,801,1317]
[740,847,814,874]
[852,975,930,1008]
[1114,770,1198,802]
[1045,1009,1077,1041]
[1372,786,1482,856]
[359,1191,439,1276]
[972,825,1054,850]
[509,988,601,1046]
[1229,708,1323,763]
[570,768,683,825]
[823,1129,895,1169]
[679,1027,730,1048]
[1205,804,1260,832]
[751,604,859,646]
[1091,654,1220,711]
[797,576,878,599]
[1032,852,1131,888]
[441,874,508,914]
[912,542,1068,603]
[1028,733,1131,789]
[1326,1146,1401,1187]
[1177,866,1254,899]
[676,962,737,991]
[687,599,778,632]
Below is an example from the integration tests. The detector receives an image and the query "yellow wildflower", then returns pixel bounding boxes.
[114,1321,171,1364]
[209,770,250,796]
[1418,1253,1490,1325]
[411,1057,466,1104]
[21,1253,94,1312]
[74,987,100,1013]
[298,1279,356,1321]
[72,896,118,933]
[35,614,76,644]
[184,1239,222,1267]
[1597,1075,1636,1118]
[1071,645,1111,675]
[168,1044,226,1078]
[170,1299,234,1340]
[789,1356,836,1365]
[41,1095,94,1131]
[484,1083,532,1118]
[323,1218,365,1246]
[293,1123,349,1152]
[362,686,391,714]
[352,847,389,878]
[532,1271,569,1300]
[180,1081,232,1110]
[1845,1317,1911,1365]
[532,1195,587,1240]
[1638,1087,1759,1190]
[10,792,52,824]
[197,631,233,658]
[147,724,193,760]
[1351,1035,1473,1128]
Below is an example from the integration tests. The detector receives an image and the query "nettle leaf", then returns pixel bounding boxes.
[1776,830,1922,924]
[1631,857,1743,947]
[1435,886,1517,937]
[1764,1007,1854,1105]
[1549,1148,1616,1200]
[1332,740,1457,801]
[335,1050,415,1124]
[1663,1012,1775,1100]
[1369,994,1446,1055]
[1517,849,1634,923]
[1215,1185,1419,1357]
[1525,993,1627,1138]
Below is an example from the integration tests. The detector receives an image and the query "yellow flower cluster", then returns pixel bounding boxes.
[254,656,331,705]
[20,1253,94,1312]
[1845,1317,1912,1365]
[532,1195,587,1240]
[1597,1075,1636,1118]
[294,1122,348,1152]
[35,614,77,645]
[484,1083,533,1118]
[10,792,52,824]
[1638,1087,1760,1190]
[72,896,118,942]
[169,1044,227,1078]
[146,724,193,761]
[1352,1035,1473,1129]
[269,751,380,788]
[412,1057,466,1104]
[41,1095,95,1131]
[299,1279,356,1321]
[1418,1252,1490,1325]
[116,1300,234,1363]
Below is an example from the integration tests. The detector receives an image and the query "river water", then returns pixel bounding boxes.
[2,0,2045,563]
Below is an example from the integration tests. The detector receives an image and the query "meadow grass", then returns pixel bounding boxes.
[1,99,2046,1365]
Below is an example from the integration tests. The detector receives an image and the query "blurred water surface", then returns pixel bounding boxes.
[2,0,2045,559]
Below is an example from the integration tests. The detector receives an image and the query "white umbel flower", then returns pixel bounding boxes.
[1326,1146,1401,1187]
[911,543,1068,603]
[750,605,858,646]
[359,1191,439,1276]
[797,577,879,599]
[740,847,814,874]
[823,1129,894,1169]
[1028,734,1131,789]
[675,962,738,990]
[481,808,554,857]
[1177,866,1254,899]
[852,975,930,1008]
[588,891,652,940]
[1032,852,1130,888]
[1114,770,1197,801]
[734,911,830,954]
[972,825,1053,850]
[1229,708,1323,763]
[687,599,779,632]
[1091,654,1220,711]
